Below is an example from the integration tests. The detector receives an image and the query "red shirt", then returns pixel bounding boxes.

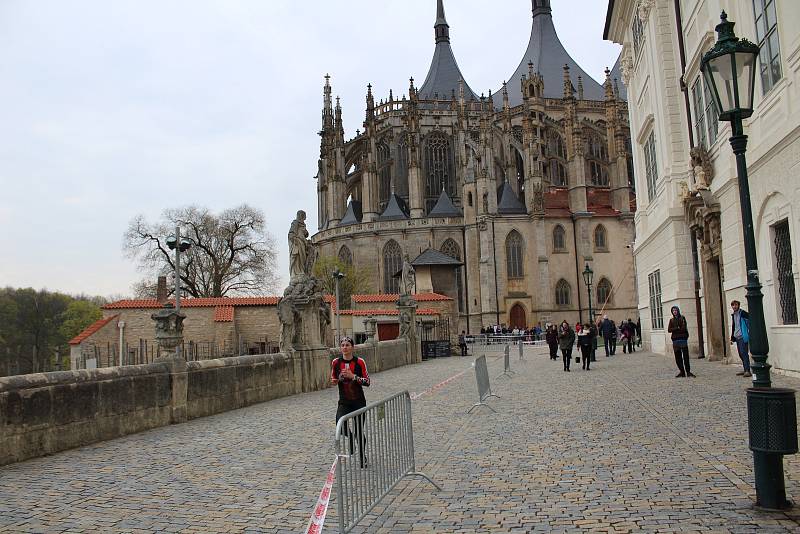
[331,356,370,405]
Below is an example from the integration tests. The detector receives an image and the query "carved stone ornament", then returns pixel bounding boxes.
[637,0,654,22]
[689,145,714,190]
[151,303,186,358]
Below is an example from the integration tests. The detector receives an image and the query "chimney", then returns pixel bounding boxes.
[156,276,168,304]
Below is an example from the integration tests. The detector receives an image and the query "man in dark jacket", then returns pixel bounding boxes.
[600,315,615,357]
[667,306,695,378]
[730,300,752,378]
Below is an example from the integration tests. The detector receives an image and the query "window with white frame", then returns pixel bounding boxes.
[691,78,719,149]
[648,270,664,329]
[753,0,782,93]
[643,130,658,202]
[632,14,645,57]
[773,220,798,324]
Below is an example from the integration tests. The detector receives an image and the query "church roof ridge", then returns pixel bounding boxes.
[502,0,606,106]
[428,189,462,217]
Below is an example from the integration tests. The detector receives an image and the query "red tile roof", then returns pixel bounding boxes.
[339,308,440,316]
[68,314,119,345]
[214,306,234,322]
[351,293,452,303]
[103,297,281,309]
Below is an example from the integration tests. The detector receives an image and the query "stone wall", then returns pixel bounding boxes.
[0,338,417,466]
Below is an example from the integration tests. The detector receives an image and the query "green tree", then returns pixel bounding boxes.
[59,300,102,344]
[312,256,374,310]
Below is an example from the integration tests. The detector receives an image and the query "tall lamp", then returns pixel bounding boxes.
[701,11,797,509]
[333,268,345,344]
[582,264,595,361]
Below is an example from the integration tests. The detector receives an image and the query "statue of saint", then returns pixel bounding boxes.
[288,210,310,279]
[400,254,415,297]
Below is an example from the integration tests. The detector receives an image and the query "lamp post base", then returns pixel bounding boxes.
[753,451,791,510]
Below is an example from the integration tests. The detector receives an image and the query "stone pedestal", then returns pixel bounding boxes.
[364,316,377,343]
[151,303,188,423]
[397,296,421,364]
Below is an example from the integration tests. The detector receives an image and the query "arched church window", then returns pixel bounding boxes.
[395,137,409,201]
[382,240,402,294]
[440,238,464,312]
[338,245,353,265]
[468,192,473,207]
[553,225,566,252]
[377,141,392,212]
[586,133,609,187]
[550,161,567,186]
[505,230,524,279]
[515,149,525,197]
[594,224,608,251]
[424,132,455,213]
[555,279,571,306]
[597,278,612,307]
[546,129,567,187]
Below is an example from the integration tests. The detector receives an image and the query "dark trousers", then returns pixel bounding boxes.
[625,337,635,353]
[674,346,691,374]
[548,342,558,360]
[604,336,612,356]
[561,348,572,370]
[459,343,467,356]
[610,338,617,355]
[581,345,592,369]
[735,338,751,372]
[336,402,366,465]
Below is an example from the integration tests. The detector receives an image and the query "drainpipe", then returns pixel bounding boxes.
[674,0,706,358]
[118,321,125,367]
[572,215,583,324]
[491,219,500,326]
[461,225,470,334]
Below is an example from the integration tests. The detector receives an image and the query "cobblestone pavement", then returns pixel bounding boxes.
[1,347,800,533]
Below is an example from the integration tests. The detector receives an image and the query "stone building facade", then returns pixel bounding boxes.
[605,0,800,374]
[312,0,639,332]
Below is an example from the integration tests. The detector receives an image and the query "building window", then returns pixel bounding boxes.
[773,220,797,324]
[753,0,782,93]
[506,230,524,279]
[515,149,525,197]
[597,278,612,307]
[395,137,409,202]
[547,129,568,186]
[555,279,571,306]
[594,225,608,251]
[553,225,566,252]
[648,270,664,329]
[377,141,392,213]
[440,238,464,313]
[632,13,646,56]
[692,78,719,148]
[424,132,455,213]
[589,161,609,186]
[338,245,353,265]
[468,192,473,207]
[383,240,402,294]
[625,137,635,191]
[549,161,567,186]
[643,130,658,202]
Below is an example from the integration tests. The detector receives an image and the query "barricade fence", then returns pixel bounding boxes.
[497,346,515,379]
[468,334,547,348]
[468,355,499,413]
[335,391,439,534]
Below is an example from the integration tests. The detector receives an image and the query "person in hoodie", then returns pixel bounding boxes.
[730,300,752,378]
[667,306,695,378]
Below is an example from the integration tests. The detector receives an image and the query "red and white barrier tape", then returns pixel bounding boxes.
[304,456,338,534]
[410,367,470,401]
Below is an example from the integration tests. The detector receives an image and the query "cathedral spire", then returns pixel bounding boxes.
[435,0,450,44]
[322,74,333,131]
[532,0,551,18]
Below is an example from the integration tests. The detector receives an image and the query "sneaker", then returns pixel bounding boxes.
[687,372,696,377]
[675,372,686,378]
[743,372,752,377]
[736,371,746,376]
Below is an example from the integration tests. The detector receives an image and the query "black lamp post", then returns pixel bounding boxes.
[701,12,797,510]
[332,268,345,344]
[165,226,193,314]
[582,264,596,360]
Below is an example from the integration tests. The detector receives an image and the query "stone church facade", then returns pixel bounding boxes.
[313,0,639,332]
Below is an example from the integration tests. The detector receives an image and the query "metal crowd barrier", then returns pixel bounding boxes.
[468,355,500,413]
[497,345,515,379]
[334,391,440,533]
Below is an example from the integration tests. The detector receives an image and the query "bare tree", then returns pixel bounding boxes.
[124,204,278,298]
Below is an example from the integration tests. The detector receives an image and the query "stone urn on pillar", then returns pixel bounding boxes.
[151,303,186,359]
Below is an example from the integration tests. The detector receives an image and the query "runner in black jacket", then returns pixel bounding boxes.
[331,336,370,466]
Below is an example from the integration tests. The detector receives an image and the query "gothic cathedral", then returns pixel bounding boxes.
[312,0,638,332]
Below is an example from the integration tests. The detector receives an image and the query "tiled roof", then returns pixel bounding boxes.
[340,308,440,316]
[411,249,463,267]
[68,314,119,345]
[214,306,234,322]
[351,293,453,303]
[103,297,281,309]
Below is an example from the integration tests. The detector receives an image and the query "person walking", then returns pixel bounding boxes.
[558,321,575,372]
[331,336,371,467]
[635,317,642,347]
[600,315,614,357]
[622,319,636,354]
[545,324,559,360]
[577,323,593,370]
[667,306,695,378]
[458,330,468,357]
[730,300,752,378]
[609,319,618,355]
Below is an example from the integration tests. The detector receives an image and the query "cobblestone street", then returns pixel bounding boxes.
[2,346,800,533]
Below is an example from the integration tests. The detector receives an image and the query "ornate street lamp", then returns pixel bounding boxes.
[702,12,797,510]
[332,268,345,344]
[582,264,596,360]
[166,226,192,314]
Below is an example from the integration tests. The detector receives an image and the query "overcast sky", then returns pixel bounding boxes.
[0,0,620,298]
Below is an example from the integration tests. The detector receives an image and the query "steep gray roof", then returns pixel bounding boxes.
[379,193,410,221]
[411,248,463,267]
[608,53,627,101]
[428,189,462,217]
[497,182,527,215]
[502,2,605,105]
[339,199,362,226]
[418,0,480,101]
